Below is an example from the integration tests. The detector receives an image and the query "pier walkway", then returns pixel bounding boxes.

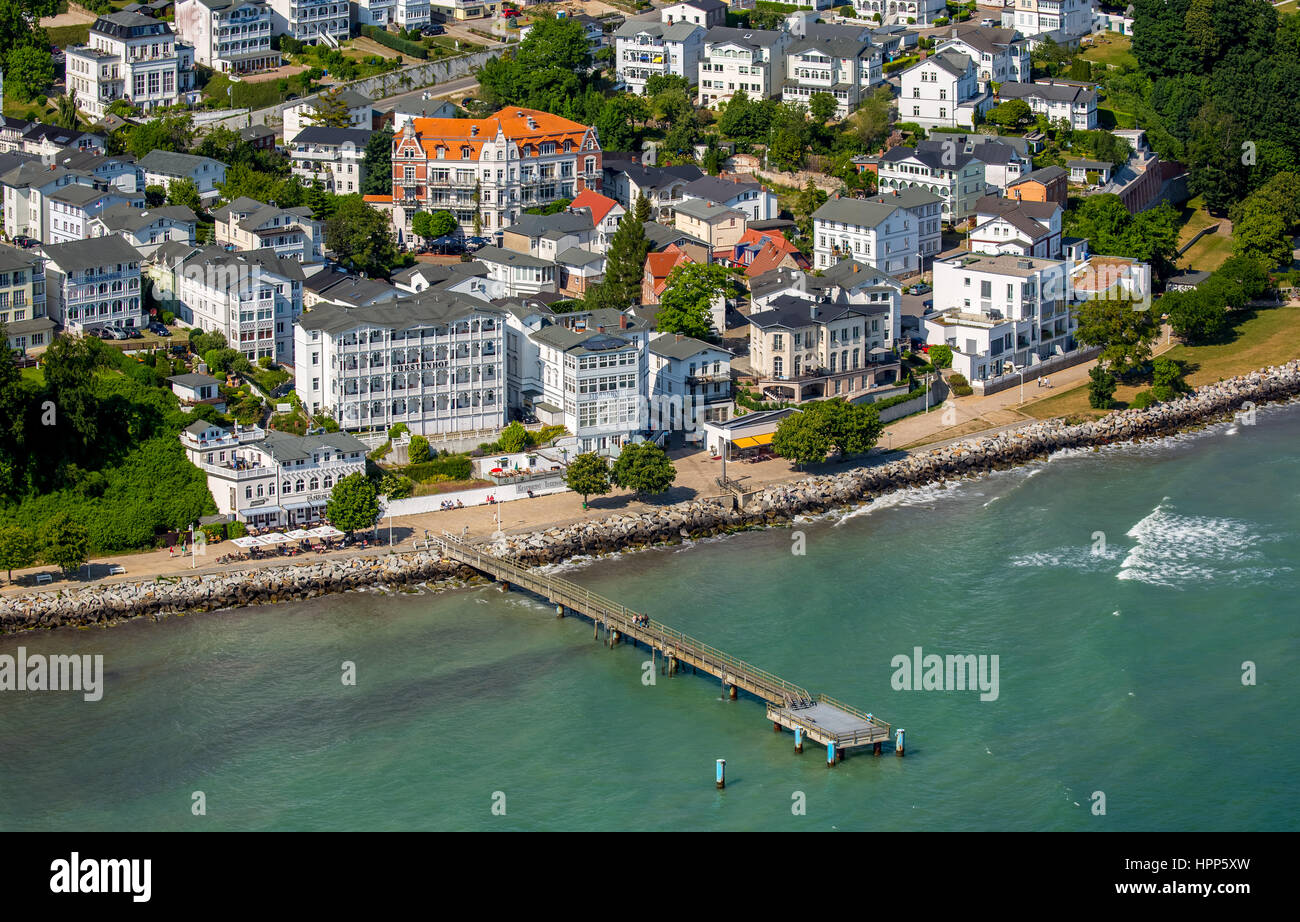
[435,533,901,761]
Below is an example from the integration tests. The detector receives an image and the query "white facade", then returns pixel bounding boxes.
[295,292,508,436]
[267,0,349,45]
[139,151,229,202]
[289,127,372,195]
[998,80,1098,131]
[395,0,432,28]
[852,0,946,26]
[648,334,732,441]
[45,185,134,245]
[781,37,882,118]
[64,12,195,120]
[1003,0,1097,47]
[876,145,987,224]
[475,246,557,298]
[811,196,921,275]
[1,165,96,243]
[174,0,278,74]
[614,21,705,97]
[936,28,1031,93]
[215,197,324,263]
[898,51,989,130]
[697,27,790,106]
[178,248,305,363]
[41,235,144,333]
[925,252,1073,382]
[354,0,397,26]
[282,91,374,143]
[179,421,368,529]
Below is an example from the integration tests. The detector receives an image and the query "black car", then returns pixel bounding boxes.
[147,322,172,336]
[11,235,36,249]
[124,327,143,339]
[423,24,445,35]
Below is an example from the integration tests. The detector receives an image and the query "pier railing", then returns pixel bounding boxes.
[816,693,892,738]
[437,533,812,706]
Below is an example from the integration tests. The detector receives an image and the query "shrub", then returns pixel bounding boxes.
[161,310,175,324]
[408,434,431,464]
[361,25,427,59]
[951,383,974,396]
[403,454,473,482]
[929,344,953,369]
[227,520,247,538]
[1131,389,1158,410]
[388,423,409,440]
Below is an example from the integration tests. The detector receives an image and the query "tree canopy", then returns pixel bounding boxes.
[656,264,730,339]
[609,441,676,498]
[324,196,400,277]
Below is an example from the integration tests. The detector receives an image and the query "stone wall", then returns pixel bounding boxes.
[4,360,1297,634]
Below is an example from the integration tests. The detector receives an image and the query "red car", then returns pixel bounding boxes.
[502,7,521,16]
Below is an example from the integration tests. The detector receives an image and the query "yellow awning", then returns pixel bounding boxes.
[732,432,774,449]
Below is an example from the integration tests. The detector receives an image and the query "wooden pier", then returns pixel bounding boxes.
[435,533,901,762]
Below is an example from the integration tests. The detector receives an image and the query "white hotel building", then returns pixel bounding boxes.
[811,195,923,276]
[176,246,307,363]
[614,21,705,97]
[697,26,790,107]
[41,235,143,334]
[64,12,196,121]
[267,0,350,46]
[294,291,507,436]
[180,421,369,529]
[174,0,279,76]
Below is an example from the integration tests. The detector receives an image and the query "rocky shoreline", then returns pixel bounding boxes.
[3,359,1298,635]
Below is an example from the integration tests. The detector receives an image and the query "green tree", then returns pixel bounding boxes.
[166,178,203,214]
[609,441,676,499]
[1215,255,1272,302]
[499,421,529,453]
[411,211,435,242]
[928,344,953,369]
[846,86,894,149]
[5,45,54,102]
[809,92,839,123]
[1150,356,1189,401]
[563,452,610,507]
[587,199,650,310]
[772,411,831,468]
[656,263,729,339]
[984,98,1033,130]
[43,513,90,575]
[306,86,353,128]
[0,524,37,582]
[40,335,108,457]
[325,195,399,277]
[805,398,883,456]
[326,472,380,534]
[54,90,82,131]
[1163,289,1228,344]
[1087,365,1118,409]
[1075,297,1159,373]
[1231,197,1293,269]
[594,94,649,152]
[127,114,194,159]
[408,434,431,463]
[361,126,395,196]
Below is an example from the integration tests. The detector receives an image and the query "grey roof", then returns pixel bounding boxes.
[290,126,373,148]
[605,159,704,192]
[168,372,221,388]
[181,245,308,289]
[297,88,373,111]
[502,211,592,239]
[556,246,604,267]
[883,142,977,171]
[968,141,1021,165]
[1000,80,1096,105]
[96,203,198,232]
[41,234,141,270]
[681,175,762,203]
[1067,158,1112,170]
[940,24,1024,57]
[812,197,903,228]
[703,26,785,48]
[614,20,702,42]
[258,429,369,464]
[922,50,974,78]
[298,289,505,337]
[55,150,137,173]
[0,242,41,273]
[650,332,726,361]
[673,0,725,11]
[185,419,214,436]
[674,198,743,221]
[975,194,1060,221]
[473,245,554,269]
[788,35,874,59]
[238,124,276,140]
[306,272,395,307]
[531,324,638,355]
[1010,165,1067,185]
[138,150,224,177]
[642,221,709,251]
[749,296,880,331]
[862,188,943,210]
[1,162,79,190]
[46,183,115,207]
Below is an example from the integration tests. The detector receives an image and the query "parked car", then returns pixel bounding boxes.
[124,326,143,339]
[423,24,445,34]
[100,327,126,340]
[909,283,931,295]
[108,564,125,575]
[147,322,171,336]
[11,235,36,248]
[502,8,521,16]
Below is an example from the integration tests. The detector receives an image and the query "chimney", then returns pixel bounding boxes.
[675,333,682,342]
[809,304,817,321]
[620,313,629,330]
[597,324,606,333]
[951,27,957,39]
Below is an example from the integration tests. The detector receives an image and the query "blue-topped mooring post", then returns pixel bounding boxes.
[895,728,906,757]
[716,759,726,789]
[826,741,835,767]
[794,726,803,753]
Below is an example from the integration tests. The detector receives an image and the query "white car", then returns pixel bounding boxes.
[109,564,126,575]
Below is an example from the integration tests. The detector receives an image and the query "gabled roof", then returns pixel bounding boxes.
[613,20,702,42]
[1009,165,1067,186]
[812,197,903,228]
[569,188,621,226]
[95,203,197,232]
[702,26,784,48]
[999,80,1096,106]
[290,126,373,147]
[917,50,973,78]
[681,174,763,203]
[675,198,743,222]
[474,245,555,269]
[502,211,593,239]
[41,234,141,270]
[138,150,224,176]
[650,332,727,362]
[882,143,977,171]
[975,194,1060,221]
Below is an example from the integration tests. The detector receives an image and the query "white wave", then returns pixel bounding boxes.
[833,479,964,525]
[1010,544,1123,569]
[1115,502,1275,588]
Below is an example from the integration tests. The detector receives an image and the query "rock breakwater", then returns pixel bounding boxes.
[3,360,1297,634]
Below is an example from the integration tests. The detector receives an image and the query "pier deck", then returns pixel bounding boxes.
[435,533,900,759]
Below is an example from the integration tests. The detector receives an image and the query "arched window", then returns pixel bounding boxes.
[296,479,305,492]
[309,477,319,491]
[283,480,291,494]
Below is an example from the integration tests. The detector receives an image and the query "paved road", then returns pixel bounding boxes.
[373,75,480,113]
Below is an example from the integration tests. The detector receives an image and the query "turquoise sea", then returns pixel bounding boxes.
[2,405,1298,831]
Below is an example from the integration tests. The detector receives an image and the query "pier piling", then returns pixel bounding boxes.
[795,727,803,753]
[716,759,726,790]
[895,728,905,757]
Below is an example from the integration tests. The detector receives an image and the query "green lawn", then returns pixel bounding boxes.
[47,23,90,47]
[1023,305,1300,420]
[1080,34,1137,70]
[1175,195,1235,272]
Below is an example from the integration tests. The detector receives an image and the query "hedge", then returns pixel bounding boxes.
[361,25,427,59]
[402,454,473,482]
[883,55,920,75]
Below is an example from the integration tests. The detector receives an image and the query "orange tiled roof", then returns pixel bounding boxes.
[363,194,393,204]
[1072,255,1137,292]
[736,227,798,255]
[405,107,593,162]
[745,241,806,278]
[647,245,693,296]
[570,188,619,226]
